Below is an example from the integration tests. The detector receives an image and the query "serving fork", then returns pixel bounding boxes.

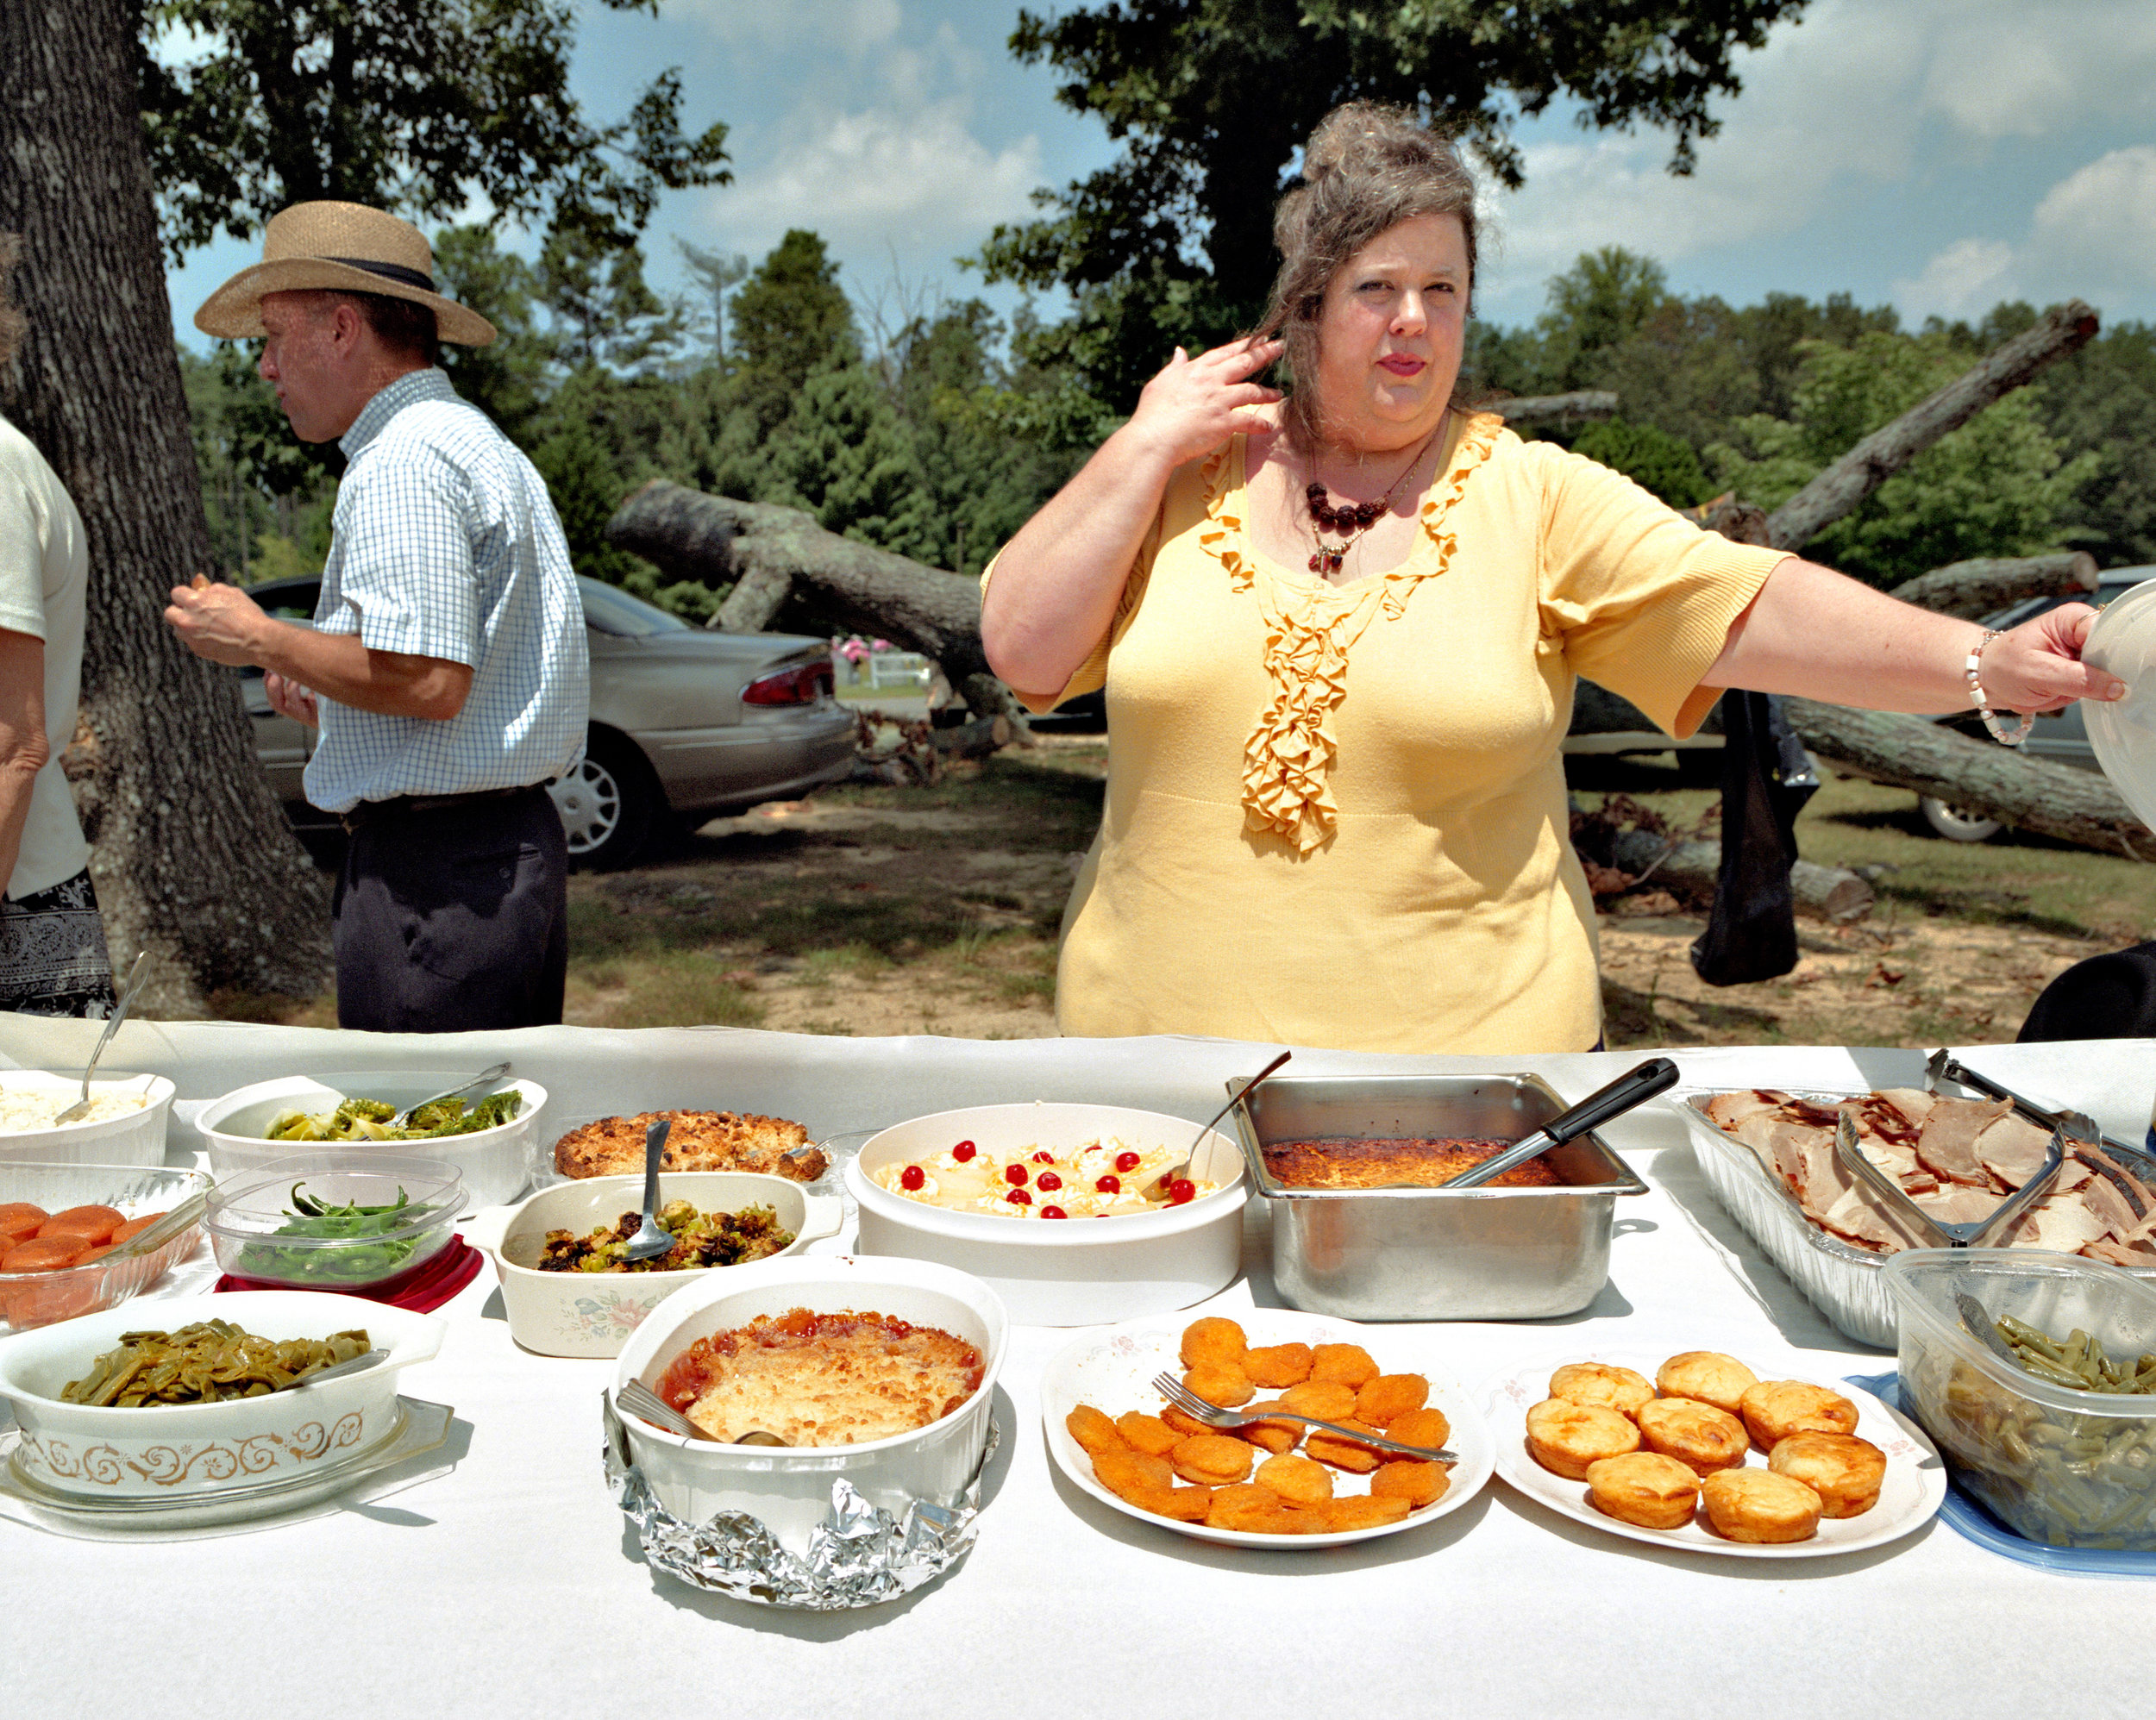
[1150,1372,1456,1463]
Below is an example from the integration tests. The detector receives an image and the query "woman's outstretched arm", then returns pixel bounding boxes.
[981,337,1281,697]
[1701,557,2125,715]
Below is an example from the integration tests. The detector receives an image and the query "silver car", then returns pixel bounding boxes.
[240,573,856,866]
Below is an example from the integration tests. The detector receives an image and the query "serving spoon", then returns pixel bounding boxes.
[617,1378,787,1445]
[53,951,151,1126]
[1441,1056,1679,1189]
[619,1116,678,1262]
[1152,1050,1294,1190]
[389,1060,512,1129]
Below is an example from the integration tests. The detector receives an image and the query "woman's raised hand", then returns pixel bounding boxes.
[1125,337,1284,468]
[1983,604,2128,713]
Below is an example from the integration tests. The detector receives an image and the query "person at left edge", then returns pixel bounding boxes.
[165,202,589,1032]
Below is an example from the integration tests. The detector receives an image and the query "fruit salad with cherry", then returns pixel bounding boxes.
[872,1137,1213,1218]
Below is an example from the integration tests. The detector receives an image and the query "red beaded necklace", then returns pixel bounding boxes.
[1302,423,1445,575]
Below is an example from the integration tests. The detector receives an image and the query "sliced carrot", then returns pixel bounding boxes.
[38,1205,123,1246]
[3,1235,86,1273]
[110,1211,167,1244]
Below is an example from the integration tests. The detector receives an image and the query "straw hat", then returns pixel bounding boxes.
[195,202,496,347]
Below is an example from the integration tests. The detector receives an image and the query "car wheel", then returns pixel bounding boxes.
[1920,796,2003,843]
[548,731,658,868]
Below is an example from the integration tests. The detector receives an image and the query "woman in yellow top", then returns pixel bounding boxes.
[981,103,2120,1054]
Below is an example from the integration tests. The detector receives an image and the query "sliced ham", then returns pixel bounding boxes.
[2002,1197,2109,1254]
[2085,1238,2156,1267]
[2080,1173,2142,1242]
[1848,1101,1921,1180]
[1703,1091,1790,1130]
[1915,1098,2013,1187]
[1974,1112,2055,1190]
[1875,1088,1936,1130]
[1911,1185,2004,1228]
[1817,1185,1920,1252]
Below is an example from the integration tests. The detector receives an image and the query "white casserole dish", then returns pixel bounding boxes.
[0,1290,445,1500]
[467,1172,844,1358]
[611,1254,1006,1555]
[845,1103,1246,1326]
[0,1071,176,1169]
[197,1072,547,1209]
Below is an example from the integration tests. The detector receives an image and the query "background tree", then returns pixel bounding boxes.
[971,0,1810,408]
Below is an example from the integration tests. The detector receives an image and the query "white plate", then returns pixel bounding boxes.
[1040,1310,1495,1550]
[1482,1348,1946,1560]
[0,1398,452,1531]
[2082,580,2156,833]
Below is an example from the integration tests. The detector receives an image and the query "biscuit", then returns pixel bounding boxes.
[1169,1434,1255,1486]
[1370,1459,1449,1510]
[1526,1398,1641,1479]
[1309,1343,1379,1388]
[1253,1452,1333,1505]
[1656,1350,1758,1417]
[1549,1361,1655,1418]
[1739,1380,1859,1449]
[1179,1317,1248,1367]
[1635,1398,1749,1475]
[1584,1452,1700,1529]
[1114,1411,1181,1457]
[1355,1373,1430,1427]
[1700,1467,1821,1543]
[1768,1432,1886,1518]
[1183,1360,1256,1408]
[1243,1343,1316,1388]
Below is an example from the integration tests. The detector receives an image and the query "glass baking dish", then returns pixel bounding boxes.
[1670,1085,2156,1350]
[0,1162,210,1334]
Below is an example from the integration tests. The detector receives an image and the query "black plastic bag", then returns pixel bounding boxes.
[1689,692,1819,986]
[2018,941,2156,1040]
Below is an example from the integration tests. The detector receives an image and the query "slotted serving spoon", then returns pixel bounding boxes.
[52,951,151,1126]
[1440,1056,1678,1189]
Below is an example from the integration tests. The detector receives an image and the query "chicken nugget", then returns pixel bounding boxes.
[1183,1359,1256,1408]
[1125,1483,1214,1523]
[1310,1342,1379,1388]
[1206,1482,1300,1534]
[1305,1418,1385,1473]
[1370,1460,1450,1510]
[1066,1404,1128,1459]
[1278,1380,1358,1421]
[1235,1400,1300,1454]
[1355,1373,1430,1428]
[1242,1342,1315,1388]
[1160,1404,1215,1441]
[1322,1494,1412,1531]
[1170,1434,1255,1486]
[1386,1406,1451,1452]
[1179,1316,1248,1367]
[1114,1411,1181,1456]
[1549,1361,1656,1418]
[1253,1452,1333,1505]
[1093,1446,1175,1504]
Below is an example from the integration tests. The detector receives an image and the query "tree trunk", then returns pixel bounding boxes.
[1885,552,2099,620]
[1783,699,2152,860]
[1489,391,1619,426]
[1765,301,2101,551]
[0,0,331,1011]
[1608,829,1874,923]
[608,482,1025,726]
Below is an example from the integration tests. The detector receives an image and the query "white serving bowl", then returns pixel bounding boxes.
[0,1290,445,1500]
[612,1254,1006,1554]
[845,1103,1247,1325]
[467,1172,845,1358]
[196,1072,547,1209]
[0,1071,176,1169]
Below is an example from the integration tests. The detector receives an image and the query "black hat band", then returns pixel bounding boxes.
[325,256,437,293]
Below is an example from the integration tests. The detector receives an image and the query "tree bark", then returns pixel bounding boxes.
[1764,300,2101,551]
[608,482,1020,722]
[1608,829,1874,923]
[1489,391,1619,426]
[1783,699,2152,860]
[1885,552,2099,620]
[0,0,331,1012]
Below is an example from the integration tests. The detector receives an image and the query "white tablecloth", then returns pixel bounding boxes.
[3,1018,2152,1719]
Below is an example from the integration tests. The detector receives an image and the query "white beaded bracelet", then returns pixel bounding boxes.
[1966,629,2034,746]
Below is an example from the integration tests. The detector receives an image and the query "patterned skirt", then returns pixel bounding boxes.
[0,869,116,1018]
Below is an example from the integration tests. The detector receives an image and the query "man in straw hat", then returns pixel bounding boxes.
[166,202,589,1032]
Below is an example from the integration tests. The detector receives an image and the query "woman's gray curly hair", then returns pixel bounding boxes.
[1254,103,1480,452]
[0,234,27,373]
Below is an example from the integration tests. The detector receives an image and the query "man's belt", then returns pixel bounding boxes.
[341,784,547,832]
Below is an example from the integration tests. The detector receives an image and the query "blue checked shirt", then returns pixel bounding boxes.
[304,368,589,814]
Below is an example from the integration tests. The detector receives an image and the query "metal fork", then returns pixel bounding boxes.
[1150,1372,1456,1463]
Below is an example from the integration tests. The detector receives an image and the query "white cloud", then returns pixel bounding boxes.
[1893,236,2016,318]
[663,0,901,53]
[1920,3,2156,140]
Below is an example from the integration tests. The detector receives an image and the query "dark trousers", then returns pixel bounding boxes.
[333,786,568,1033]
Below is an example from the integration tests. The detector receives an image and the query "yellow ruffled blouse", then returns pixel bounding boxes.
[987,412,1788,1053]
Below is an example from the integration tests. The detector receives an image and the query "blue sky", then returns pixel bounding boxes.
[166,0,2156,355]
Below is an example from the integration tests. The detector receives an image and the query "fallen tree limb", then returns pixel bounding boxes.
[1608,829,1874,923]
[1783,697,2153,860]
[1490,391,1619,426]
[1885,552,2099,620]
[1765,300,2100,551]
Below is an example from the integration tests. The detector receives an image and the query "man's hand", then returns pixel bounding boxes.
[166,579,272,667]
[265,672,320,726]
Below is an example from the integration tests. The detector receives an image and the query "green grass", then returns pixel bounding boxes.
[587,950,765,1030]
